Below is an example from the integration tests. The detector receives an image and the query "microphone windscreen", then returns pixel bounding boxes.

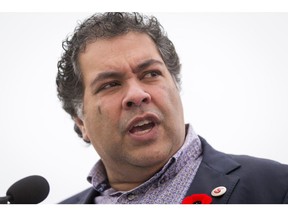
[6,175,50,204]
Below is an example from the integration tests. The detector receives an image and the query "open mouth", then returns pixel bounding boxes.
[129,119,156,135]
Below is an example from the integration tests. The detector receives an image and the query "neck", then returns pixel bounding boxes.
[105,161,167,191]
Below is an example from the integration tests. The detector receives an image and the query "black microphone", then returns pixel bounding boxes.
[0,175,50,204]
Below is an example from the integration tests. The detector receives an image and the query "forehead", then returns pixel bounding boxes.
[78,32,163,72]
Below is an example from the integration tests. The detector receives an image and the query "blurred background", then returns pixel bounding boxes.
[0,13,287,203]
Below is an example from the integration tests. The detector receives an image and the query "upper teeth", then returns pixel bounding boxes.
[134,120,151,127]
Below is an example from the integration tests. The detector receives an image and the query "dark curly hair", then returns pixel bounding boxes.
[56,12,181,140]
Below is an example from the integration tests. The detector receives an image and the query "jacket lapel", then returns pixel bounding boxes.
[185,137,241,204]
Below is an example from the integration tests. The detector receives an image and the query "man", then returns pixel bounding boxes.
[56,12,288,204]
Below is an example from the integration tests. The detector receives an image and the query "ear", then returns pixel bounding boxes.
[73,116,91,143]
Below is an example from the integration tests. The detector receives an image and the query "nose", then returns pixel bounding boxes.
[122,81,151,109]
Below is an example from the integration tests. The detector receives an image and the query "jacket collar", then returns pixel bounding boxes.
[185,136,241,204]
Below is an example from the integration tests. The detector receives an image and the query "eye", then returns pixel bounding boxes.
[142,70,161,79]
[97,81,120,93]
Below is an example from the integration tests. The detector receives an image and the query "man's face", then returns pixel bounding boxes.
[76,32,185,177]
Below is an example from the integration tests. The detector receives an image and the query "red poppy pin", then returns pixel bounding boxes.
[181,194,212,204]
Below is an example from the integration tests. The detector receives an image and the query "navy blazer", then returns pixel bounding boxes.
[60,136,288,204]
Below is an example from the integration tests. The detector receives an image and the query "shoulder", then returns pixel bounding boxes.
[229,153,288,184]
[199,135,288,175]
[199,136,288,203]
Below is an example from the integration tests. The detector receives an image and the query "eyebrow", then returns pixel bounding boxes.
[90,59,164,88]
[133,59,164,74]
[90,71,123,89]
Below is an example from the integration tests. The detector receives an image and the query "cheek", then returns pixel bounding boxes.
[84,96,121,133]
[96,96,122,118]
[156,84,182,111]
[97,105,102,115]
[83,96,124,157]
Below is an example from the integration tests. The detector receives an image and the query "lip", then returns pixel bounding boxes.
[126,113,160,134]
